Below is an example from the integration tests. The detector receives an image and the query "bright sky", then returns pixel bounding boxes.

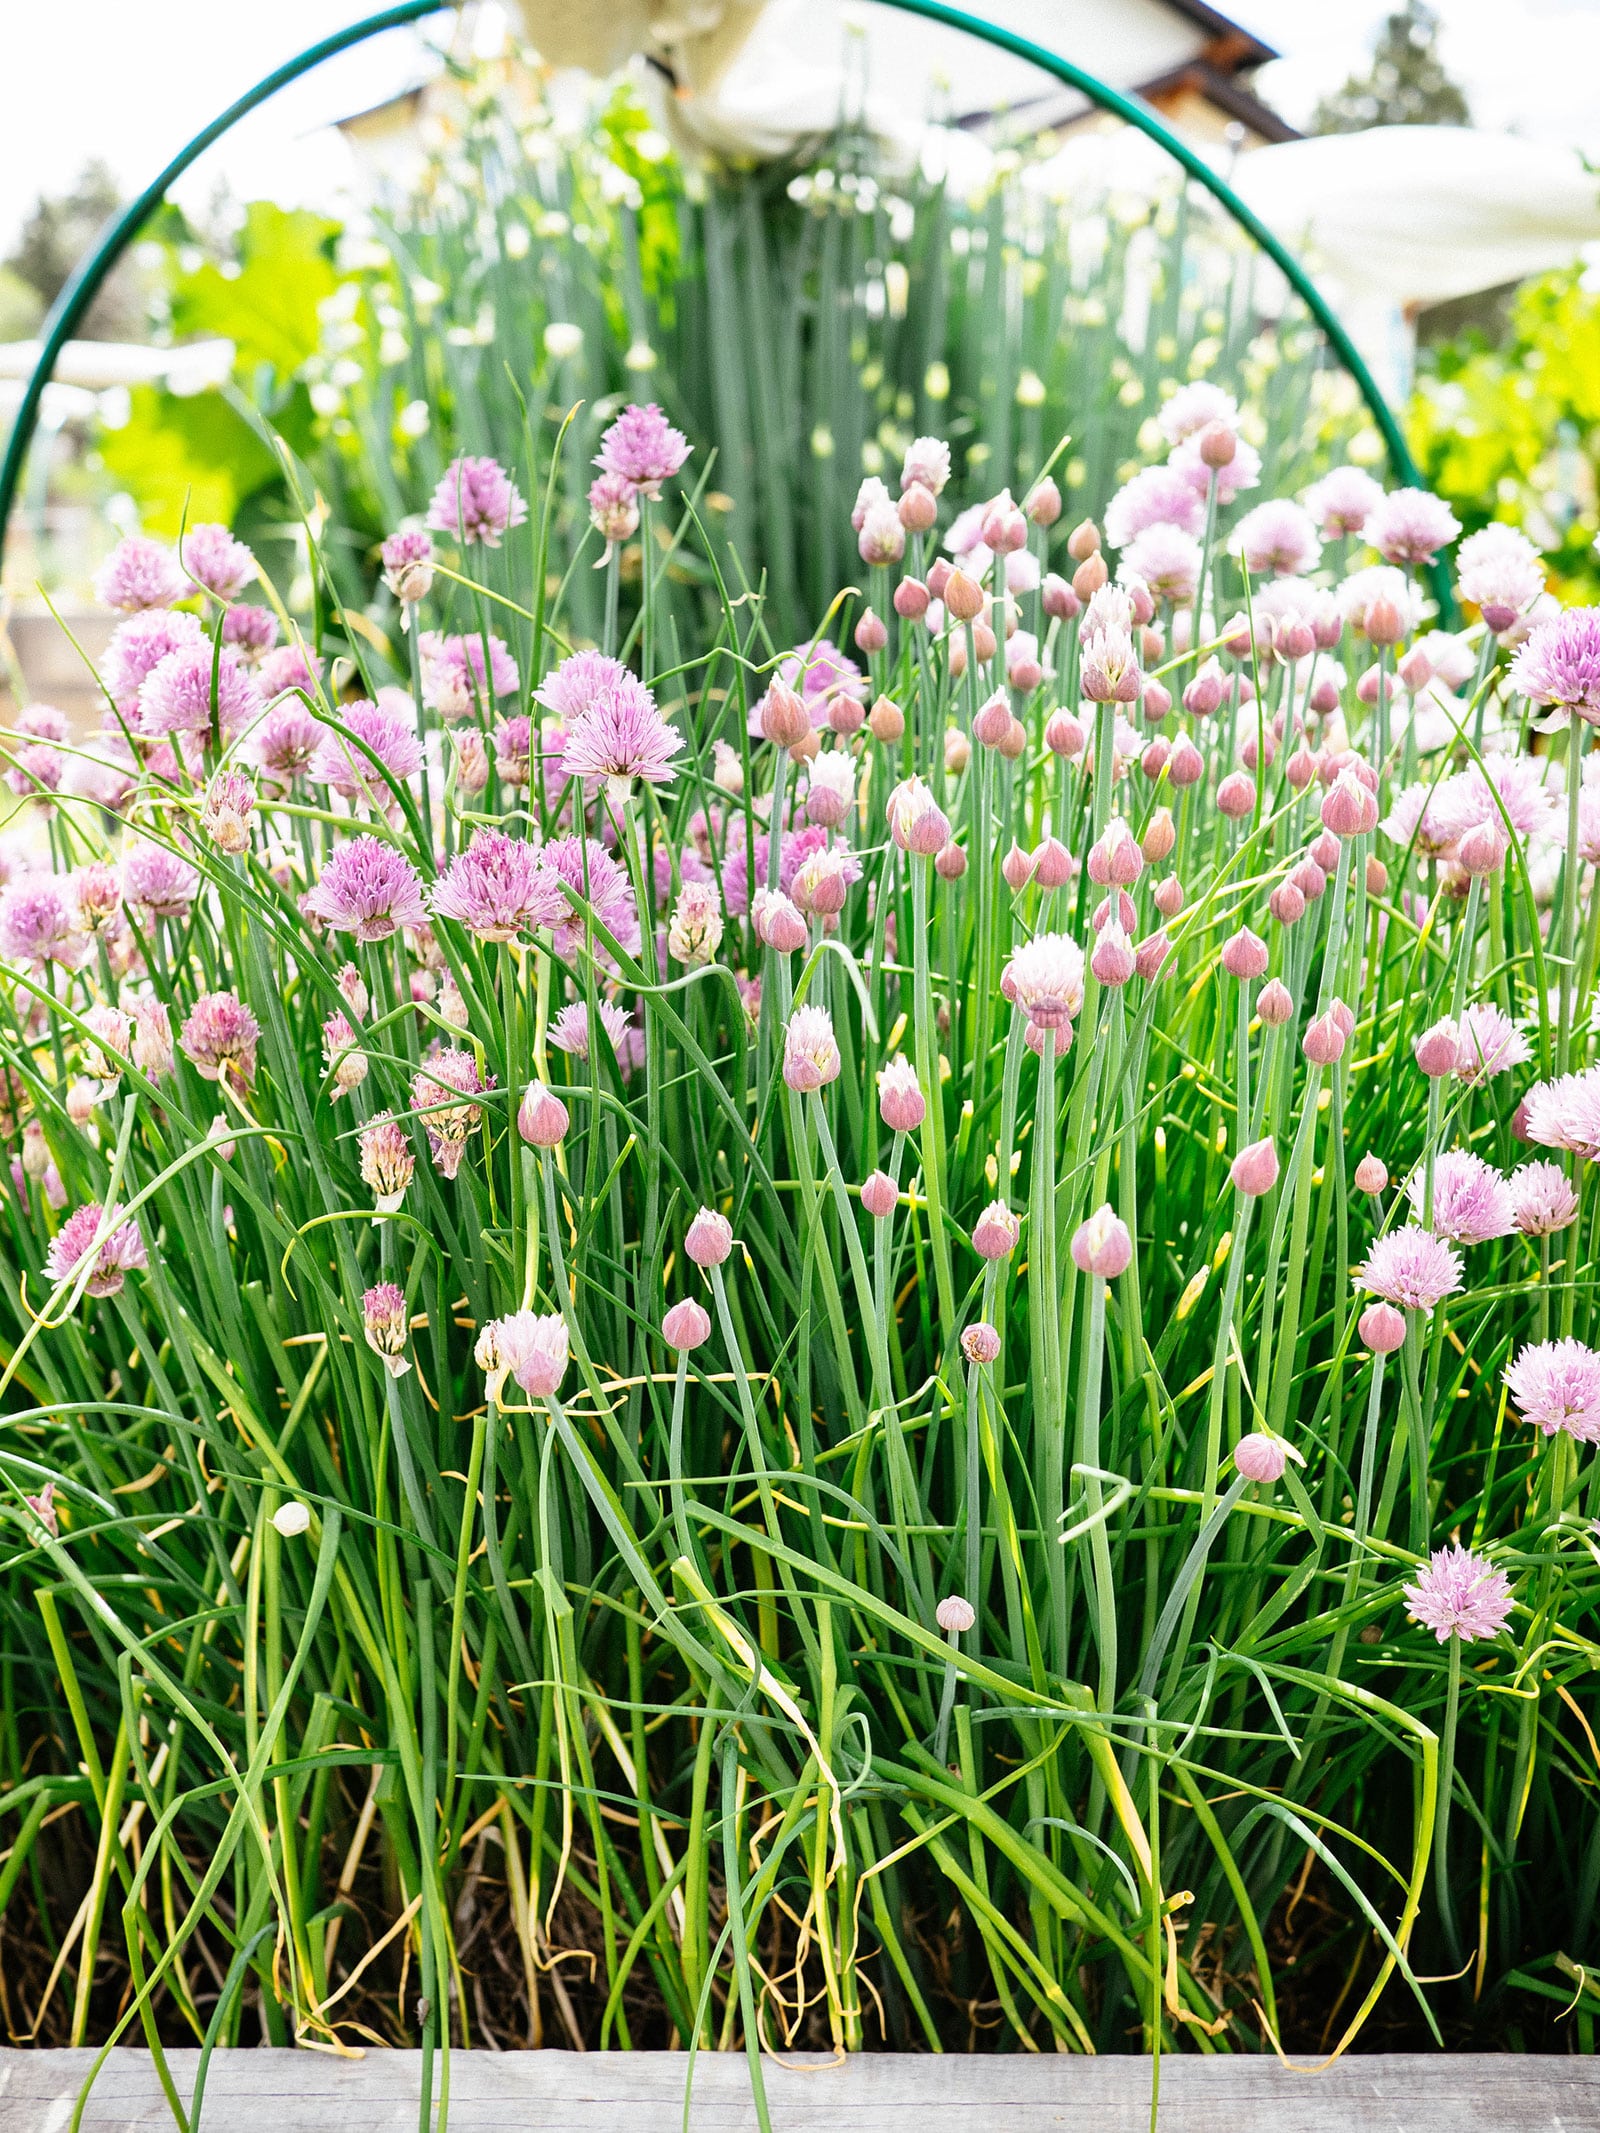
[4,0,1600,262]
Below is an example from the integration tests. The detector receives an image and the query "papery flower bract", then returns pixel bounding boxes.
[783,1004,841,1092]
[1355,1225,1463,1312]
[94,535,185,612]
[1506,1338,1600,1441]
[411,1048,491,1179]
[431,829,562,943]
[1235,1432,1294,1483]
[180,523,255,602]
[362,1282,411,1377]
[181,991,260,1091]
[1407,1150,1514,1245]
[360,1112,416,1211]
[44,1202,146,1299]
[1071,1204,1133,1278]
[1509,1159,1580,1236]
[426,455,528,546]
[305,837,428,941]
[517,1082,569,1148]
[961,1322,1001,1366]
[886,775,950,856]
[1403,1543,1514,1644]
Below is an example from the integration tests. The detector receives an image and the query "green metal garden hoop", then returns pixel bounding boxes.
[0,0,1433,591]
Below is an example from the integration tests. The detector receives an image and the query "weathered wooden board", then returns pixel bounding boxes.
[0,2049,1595,2133]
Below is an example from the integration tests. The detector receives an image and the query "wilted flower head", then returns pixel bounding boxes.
[411,1048,491,1178]
[595,403,691,498]
[426,455,528,546]
[783,1004,841,1092]
[362,1282,411,1377]
[1509,1159,1580,1237]
[180,990,260,1091]
[1355,1224,1463,1312]
[129,997,173,1079]
[1363,487,1460,567]
[1508,607,1600,723]
[1403,1543,1514,1644]
[305,836,429,941]
[560,671,684,799]
[431,829,561,943]
[180,522,255,602]
[360,1112,415,1210]
[43,1202,147,1299]
[94,535,185,613]
[1407,1150,1514,1245]
[668,880,723,965]
[1506,1338,1600,1441]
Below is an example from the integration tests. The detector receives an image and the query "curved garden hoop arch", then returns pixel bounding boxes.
[0,0,1430,586]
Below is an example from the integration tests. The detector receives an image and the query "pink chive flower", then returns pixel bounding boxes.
[122,841,199,921]
[478,1311,569,1400]
[1071,1205,1133,1278]
[411,1048,492,1178]
[201,769,256,854]
[1508,607,1600,723]
[1363,487,1460,567]
[535,835,641,966]
[1221,928,1269,981]
[1509,1160,1580,1236]
[559,672,684,800]
[43,1202,147,1298]
[1403,1543,1514,1645]
[360,1112,416,1210]
[139,642,263,741]
[663,1298,712,1351]
[1303,465,1384,539]
[1007,932,1086,1030]
[1407,1150,1514,1245]
[180,523,255,602]
[431,829,563,943]
[783,1004,841,1092]
[548,1000,632,1061]
[304,837,428,941]
[0,880,84,968]
[259,643,323,704]
[901,435,951,494]
[536,649,630,721]
[418,631,521,716]
[594,403,691,499]
[1103,464,1206,549]
[361,1282,411,1377]
[685,1206,734,1267]
[1355,1225,1463,1312]
[180,991,260,1091]
[1453,1003,1530,1084]
[1120,524,1202,605]
[972,1201,1021,1260]
[129,998,174,1079]
[878,1057,926,1134]
[426,455,528,546]
[94,534,185,613]
[322,1011,367,1100]
[381,528,435,604]
[1456,524,1544,632]
[1233,498,1321,578]
[23,1482,58,1537]
[1505,1338,1600,1441]
[104,608,205,712]
[72,864,121,938]
[961,1324,1001,1367]
[1521,1066,1600,1162]
[255,703,321,785]
[1341,564,1423,640]
[588,471,640,554]
[1170,431,1260,506]
[311,700,423,807]
[1090,921,1135,987]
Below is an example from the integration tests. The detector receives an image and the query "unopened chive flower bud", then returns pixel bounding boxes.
[943,568,984,623]
[1290,858,1327,902]
[1302,1010,1346,1065]
[1092,890,1137,935]
[1033,836,1074,888]
[1142,677,1171,722]
[791,848,852,918]
[1166,735,1204,786]
[997,716,1027,760]
[944,727,971,773]
[1269,881,1306,927]
[1045,709,1085,758]
[1413,1018,1459,1077]
[1090,921,1135,987]
[935,842,968,880]
[1135,930,1172,982]
[518,1081,569,1148]
[1141,807,1176,863]
[752,887,809,955]
[359,1112,415,1211]
[506,1312,569,1398]
[201,769,256,854]
[1309,830,1341,875]
[1001,842,1035,892]
[972,1201,1021,1260]
[1142,738,1170,782]
[1216,771,1255,819]
[272,1500,312,1538]
[878,1057,926,1133]
[1152,873,1185,917]
[685,1207,733,1267]
[1321,768,1378,838]
[761,684,811,749]
[887,776,950,856]
[1286,744,1318,792]
[1366,854,1389,895]
[926,557,952,600]
[712,739,743,795]
[662,1298,711,1351]
[1365,595,1405,647]
[1071,1204,1132,1278]
[1067,518,1100,562]
[897,482,937,534]
[861,1170,896,1218]
[1198,420,1237,469]
[960,1323,1001,1366]
[972,691,1011,748]
[1041,573,1078,622]
[854,607,887,655]
[783,1004,841,1092]
[1026,475,1062,528]
[1230,1137,1280,1197]
[1183,664,1225,718]
[1457,819,1508,877]
[1354,1153,1388,1194]
[1359,1301,1407,1354]
[1235,1432,1291,1482]
[1257,978,1293,1025]
[893,577,929,621]
[362,1282,411,1378]
[1087,816,1143,887]
[1221,927,1268,980]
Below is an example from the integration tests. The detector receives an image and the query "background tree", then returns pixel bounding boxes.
[1312,0,1471,134]
[3,160,144,339]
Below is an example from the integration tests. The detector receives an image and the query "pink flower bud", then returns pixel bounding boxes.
[1073,552,1109,601]
[935,842,967,880]
[1033,836,1074,888]
[1309,676,1341,716]
[1290,858,1327,903]
[926,557,952,600]
[1026,476,1062,528]
[944,568,985,623]
[1071,1204,1132,1278]
[1330,998,1355,1038]
[1398,644,1432,692]
[937,1591,979,1631]
[869,694,905,743]
[1221,927,1268,980]
[1142,737,1170,782]
[854,607,887,655]
[982,497,1028,554]
[998,716,1027,761]
[1001,842,1035,892]
[1268,881,1305,927]
[1365,596,1405,648]
[1321,769,1378,838]
[1142,678,1171,722]
[1354,1153,1388,1194]
[861,1169,897,1218]
[1167,736,1204,787]
[1216,771,1256,819]
[1230,1137,1280,1197]
[893,576,930,621]
[1198,420,1237,469]
[1359,1301,1407,1354]
[761,685,812,749]
[972,1201,1021,1260]
[1135,929,1172,982]
[1274,616,1315,663]
[879,1059,926,1133]
[518,1081,569,1148]
[1302,1011,1346,1065]
[1092,890,1137,935]
[1142,806,1176,863]
[1041,573,1078,622]
[1366,855,1389,896]
[1087,817,1143,887]
[1152,873,1185,918]
[753,888,809,955]
[1090,921,1136,987]
[685,1206,733,1267]
[1067,519,1101,562]
[663,1299,712,1351]
[1457,820,1508,877]
[1234,1432,1288,1482]
[1045,709,1085,758]
[1285,745,1319,792]
[1309,829,1342,875]
[973,690,1011,748]
[1413,1019,1460,1076]
[960,1322,1001,1366]
[1183,666,1225,718]
[898,482,937,533]
[1257,977,1293,1025]
[944,726,971,774]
